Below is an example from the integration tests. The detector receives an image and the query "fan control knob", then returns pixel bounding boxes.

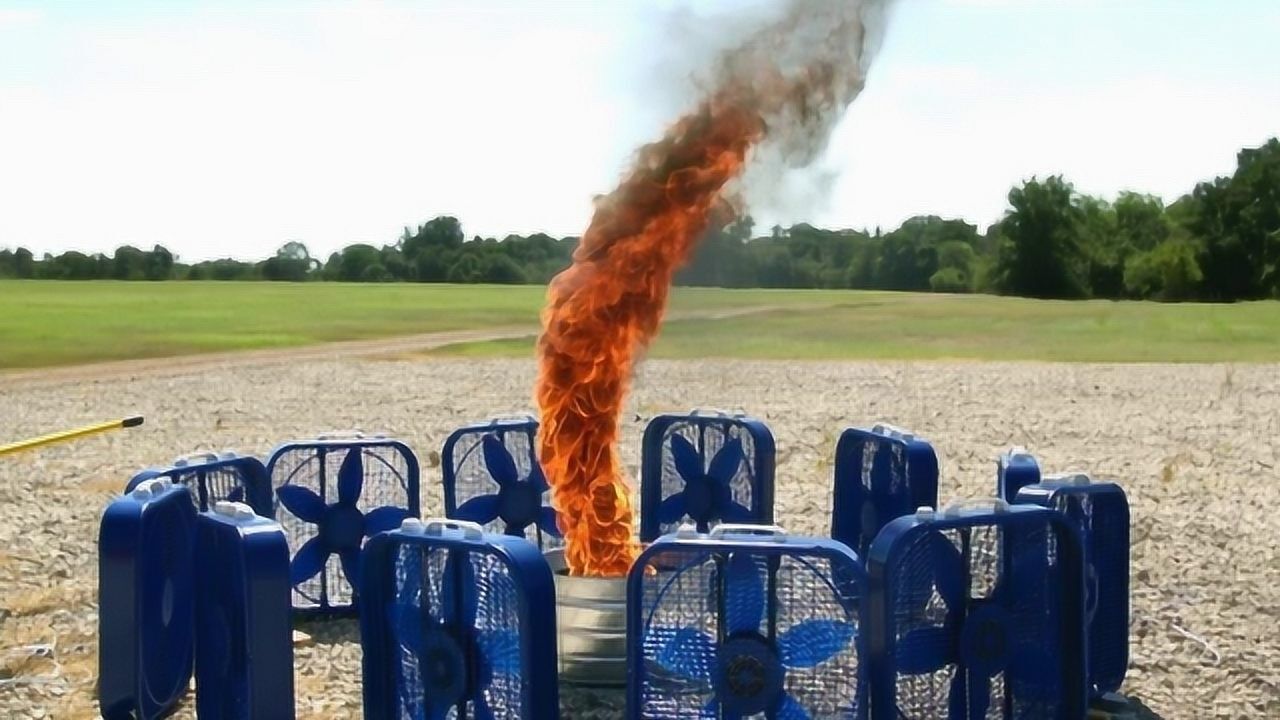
[214,501,257,522]
[675,522,699,539]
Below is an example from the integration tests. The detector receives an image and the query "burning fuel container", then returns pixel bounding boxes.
[548,548,630,689]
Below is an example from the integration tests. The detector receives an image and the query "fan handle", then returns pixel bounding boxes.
[689,407,745,419]
[708,523,788,541]
[172,451,226,467]
[421,517,485,540]
[1043,471,1093,486]
[942,497,1010,518]
[486,413,538,425]
[315,429,386,440]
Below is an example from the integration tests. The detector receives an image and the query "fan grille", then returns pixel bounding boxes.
[272,444,414,609]
[655,420,759,536]
[391,544,525,719]
[139,497,196,709]
[448,426,560,548]
[1056,490,1128,695]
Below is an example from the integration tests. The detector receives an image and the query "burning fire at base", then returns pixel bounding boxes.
[535,0,890,577]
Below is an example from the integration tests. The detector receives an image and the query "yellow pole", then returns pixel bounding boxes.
[0,416,144,457]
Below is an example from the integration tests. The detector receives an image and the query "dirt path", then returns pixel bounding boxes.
[0,304,803,389]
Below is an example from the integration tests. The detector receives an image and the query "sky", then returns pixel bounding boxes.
[1,0,1277,262]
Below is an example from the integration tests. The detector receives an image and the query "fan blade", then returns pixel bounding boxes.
[536,505,562,538]
[778,619,856,669]
[968,670,993,719]
[670,434,704,482]
[656,493,688,524]
[776,694,812,720]
[364,506,411,536]
[719,499,753,523]
[339,548,360,589]
[478,627,522,677]
[226,485,245,503]
[337,448,364,505]
[948,668,967,719]
[724,553,765,634]
[652,626,715,682]
[528,462,550,493]
[707,438,744,485]
[290,536,330,585]
[482,434,520,487]
[454,494,501,524]
[392,600,425,655]
[443,550,477,626]
[472,692,496,720]
[894,626,955,675]
[699,698,721,719]
[930,532,965,609]
[277,485,326,523]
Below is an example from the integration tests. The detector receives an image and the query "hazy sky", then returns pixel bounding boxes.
[2,0,1277,262]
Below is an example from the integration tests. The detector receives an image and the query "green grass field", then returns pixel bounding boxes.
[1,280,1277,368]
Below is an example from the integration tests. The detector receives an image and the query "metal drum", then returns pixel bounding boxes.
[547,549,628,688]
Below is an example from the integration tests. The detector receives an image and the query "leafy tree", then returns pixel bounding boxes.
[260,241,317,281]
[1124,239,1203,300]
[145,244,174,280]
[995,176,1091,298]
[446,254,482,283]
[481,254,526,284]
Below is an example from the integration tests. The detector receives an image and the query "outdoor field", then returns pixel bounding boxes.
[3,280,1279,369]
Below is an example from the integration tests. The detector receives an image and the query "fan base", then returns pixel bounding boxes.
[545,549,629,688]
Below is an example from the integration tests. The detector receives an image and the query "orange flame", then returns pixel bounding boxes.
[535,95,765,577]
[535,0,884,577]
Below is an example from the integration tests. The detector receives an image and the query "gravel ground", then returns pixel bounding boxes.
[1,357,1276,719]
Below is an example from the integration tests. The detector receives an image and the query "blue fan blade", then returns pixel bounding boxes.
[290,536,330,585]
[479,627,522,677]
[528,462,550,493]
[778,619,855,669]
[707,438,744,485]
[700,698,721,720]
[393,601,425,654]
[657,493,688,524]
[337,448,364,505]
[472,693,496,720]
[776,694,812,720]
[482,434,520,487]
[443,550,477,626]
[931,532,965,608]
[277,484,326,523]
[226,485,244,503]
[364,506,411,536]
[719,500,753,523]
[894,626,954,675]
[339,548,360,588]
[670,434,704,482]
[536,505,562,538]
[968,670,992,719]
[654,626,715,682]
[724,553,764,634]
[454,494,501,524]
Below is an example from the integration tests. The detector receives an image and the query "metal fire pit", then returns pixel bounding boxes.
[546,548,628,688]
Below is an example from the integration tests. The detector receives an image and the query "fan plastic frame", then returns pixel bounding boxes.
[996,447,1041,504]
[98,479,197,720]
[831,424,939,558]
[127,451,273,517]
[359,518,560,720]
[194,502,295,720]
[1016,474,1130,698]
[639,410,777,542]
[867,501,1088,720]
[627,523,871,720]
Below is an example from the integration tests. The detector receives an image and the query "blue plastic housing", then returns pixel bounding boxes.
[1016,474,1130,698]
[868,501,1087,720]
[127,451,273,517]
[195,502,295,719]
[99,479,197,720]
[359,518,560,720]
[627,524,870,720]
[996,447,1041,504]
[639,411,776,542]
[442,415,560,549]
[266,433,421,616]
[831,424,939,558]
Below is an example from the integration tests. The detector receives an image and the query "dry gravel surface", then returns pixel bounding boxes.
[1,356,1276,719]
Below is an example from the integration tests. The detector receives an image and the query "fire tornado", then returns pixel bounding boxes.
[535,0,890,576]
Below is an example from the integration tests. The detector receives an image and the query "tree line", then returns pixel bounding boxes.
[3,138,1276,302]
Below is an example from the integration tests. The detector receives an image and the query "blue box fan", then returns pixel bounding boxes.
[442,415,560,548]
[195,501,295,719]
[359,518,560,720]
[831,424,938,558]
[627,523,870,720]
[996,447,1041,504]
[868,499,1088,719]
[266,432,421,616]
[98,478,197,720]
[639,410,776,542]
[127,451,273,516]
[1016,473,1130,698]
